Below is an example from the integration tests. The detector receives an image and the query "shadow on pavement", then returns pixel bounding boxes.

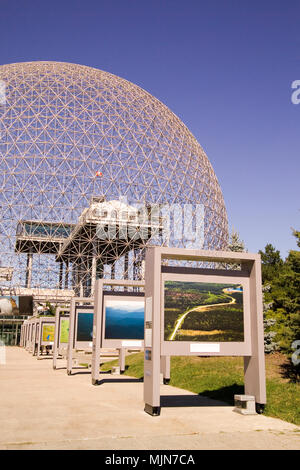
[160,384,244,408]
[160,394,228,407]
[96,377,143,385]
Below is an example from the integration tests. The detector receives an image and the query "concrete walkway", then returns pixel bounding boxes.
[0,347,299,450]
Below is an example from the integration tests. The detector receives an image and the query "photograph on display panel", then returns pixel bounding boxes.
[104,299,144,340]
[164,281,244,342]
[42,323,55,343]
[76,312,94,342]
[59,318,69,344]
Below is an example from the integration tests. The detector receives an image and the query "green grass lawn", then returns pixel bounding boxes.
[101,352,300,425]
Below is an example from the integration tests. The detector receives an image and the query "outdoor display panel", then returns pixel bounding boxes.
[34,317,56,359]
[29,321,35,353]
[24,318,39,352]
[31,320,40,355]
[23,321,30,349]
[33,323,40,354]
[67,297,94,376]
[26,322,32,349]
[91,279,171,386]
[143,246,266,417]
[23,322,29,349]
[91,288,145,384]
[19,323,24,347]
[53,307,70,370]
[67,297,132,378]
[25,321,34,351]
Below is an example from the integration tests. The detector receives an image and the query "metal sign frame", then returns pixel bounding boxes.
[32,319,40,355]
[91,280,144,385]
[67,297,94,375]
[37,317,56,359]
[91,279,170,386]
[143,247,266,416]
[67,296,128,376]
[74,305,95,350]
[53,307,70,370]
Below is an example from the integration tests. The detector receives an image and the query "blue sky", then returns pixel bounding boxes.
[0,0,299,257]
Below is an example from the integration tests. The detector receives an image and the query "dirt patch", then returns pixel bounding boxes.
[265,352,291,382]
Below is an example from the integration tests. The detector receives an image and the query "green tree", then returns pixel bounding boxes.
[228,228,246,252]
[224,228,246,270]
[276,248,300,352]
[43,302,56,316]
[258,243,283,283]
[264,231,300,380]
[292,229,300,248]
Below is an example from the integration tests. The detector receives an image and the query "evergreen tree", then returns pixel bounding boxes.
[263,230,300,379]
[228,228,246,252]
[292,229,300,248]
[258,243,283,283]
[277,243,300,353]
[225,228,246,270]
[262,284,279,353]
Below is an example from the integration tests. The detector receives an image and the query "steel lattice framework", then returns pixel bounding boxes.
[0,61,228,301]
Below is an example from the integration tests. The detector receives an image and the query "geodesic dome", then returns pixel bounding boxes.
[0,61,228,299]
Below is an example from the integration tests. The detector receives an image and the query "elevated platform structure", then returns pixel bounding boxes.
[14,198,164,297]
[1,287,75,305]
[15,221,75,254]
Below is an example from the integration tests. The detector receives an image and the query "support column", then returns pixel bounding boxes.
[79,277,84,297]
[160,355,171,384]
[133,248,139,282]
[91,255,97,296]
[76,258,84,297]
[91,240,97,296]
[124,252,129,279]
[72,262,76,289]
[91,280,103,384]
[14,323,18,346]
[26,252,33,288]
[111,263,115,279]
[59,261,63,289]
[144,247,161,416]
[64,259,69,289]
[118,347,126,373]
[111,263,115,291]
[96,259,103,280]
[242,258,267,411]
[124,253,129,292]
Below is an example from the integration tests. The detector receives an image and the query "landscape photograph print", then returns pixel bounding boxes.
[76,312,94,342]
[164,281,244,342]
[104,299,144,340]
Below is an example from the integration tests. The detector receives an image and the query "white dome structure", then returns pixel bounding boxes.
[0,61,228,299]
